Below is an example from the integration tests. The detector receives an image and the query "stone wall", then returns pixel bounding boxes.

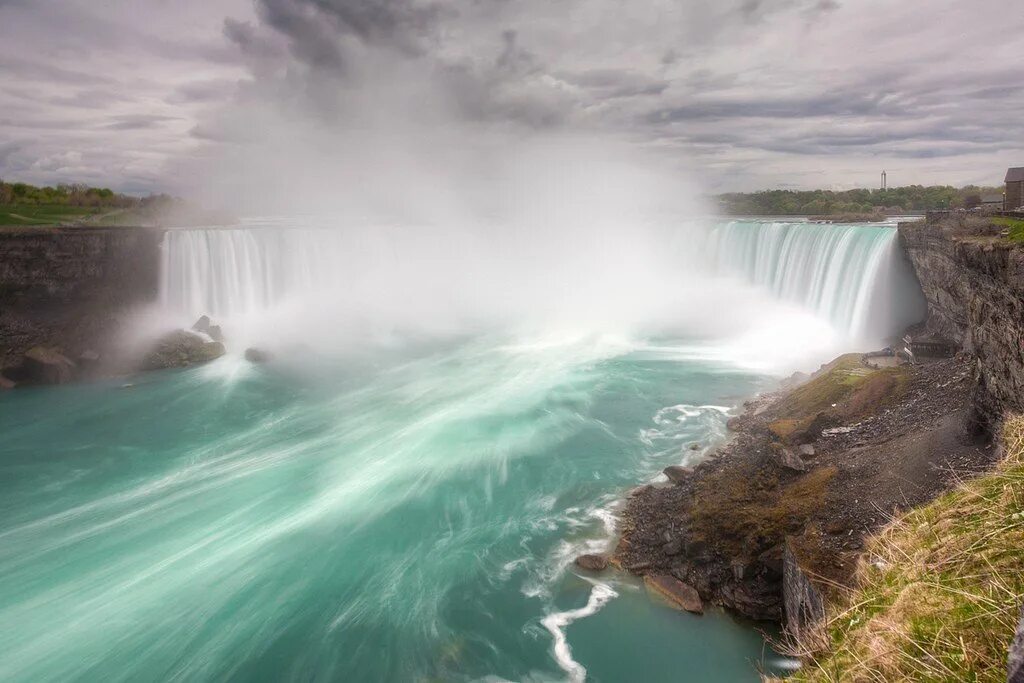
[899,220,1024,432]
[0,226,163,368]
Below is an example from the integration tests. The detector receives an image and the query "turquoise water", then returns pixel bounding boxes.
[0,336,786,682]
[1,218,925,682]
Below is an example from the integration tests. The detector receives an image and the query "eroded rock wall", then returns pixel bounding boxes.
[0,226,162,368]
[899,221,1024,432]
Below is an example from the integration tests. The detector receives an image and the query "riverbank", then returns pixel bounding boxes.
[613,347,992,624]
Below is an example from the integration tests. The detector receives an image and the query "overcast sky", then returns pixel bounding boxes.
[1,0,1022,195]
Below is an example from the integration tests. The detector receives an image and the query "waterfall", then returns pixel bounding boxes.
[704,220,925,345]
[160,226,353,318]
[160,219,926,348]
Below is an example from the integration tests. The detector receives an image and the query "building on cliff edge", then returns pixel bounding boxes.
[1007,167,1024,211]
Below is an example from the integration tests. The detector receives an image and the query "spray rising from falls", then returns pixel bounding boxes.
[161,218,926,354]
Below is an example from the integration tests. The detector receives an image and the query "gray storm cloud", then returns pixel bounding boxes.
[0,0,1022,194]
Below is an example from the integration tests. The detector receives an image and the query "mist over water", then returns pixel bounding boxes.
[1,209,927,682]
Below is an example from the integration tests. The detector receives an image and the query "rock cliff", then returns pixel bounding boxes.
[0,226,162,371]
[899,219,1024,433]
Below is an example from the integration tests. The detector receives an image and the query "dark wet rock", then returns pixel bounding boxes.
[0,373,15,390]
[574,554,608,571]
[244,347,271,363]
[689,442,701,451]
[13,347,77,384]
[644,574,703,614]
[663,465,692,484]
[684,538,708,557]
[142,330,225,370]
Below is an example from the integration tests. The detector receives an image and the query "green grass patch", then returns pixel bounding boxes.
[779,416,1024,683]
[0,204,104,226]
[994,217,1024,244]
[773,354,869,419]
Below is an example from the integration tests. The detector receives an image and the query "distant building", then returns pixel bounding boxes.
[981,193,1004,208]
[1007,167,1024,210]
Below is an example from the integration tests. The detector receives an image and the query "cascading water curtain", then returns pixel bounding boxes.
[705,220,926,345]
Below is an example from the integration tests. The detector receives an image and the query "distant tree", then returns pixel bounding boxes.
[716,184,1003,215]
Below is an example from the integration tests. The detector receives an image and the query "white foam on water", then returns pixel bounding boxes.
[540,579,618,683]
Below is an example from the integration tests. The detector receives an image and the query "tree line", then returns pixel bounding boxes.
[0,181,143,208]
[715,185,1003,215]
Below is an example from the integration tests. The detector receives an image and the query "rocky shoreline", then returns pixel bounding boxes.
[609,348,993,629]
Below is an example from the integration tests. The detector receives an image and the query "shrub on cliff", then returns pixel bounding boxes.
[781,416,1024,682]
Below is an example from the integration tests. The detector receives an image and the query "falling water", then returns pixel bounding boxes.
[705,219,925,345]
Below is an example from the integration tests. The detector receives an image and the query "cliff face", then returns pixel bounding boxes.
[898,221,1024,432]
[0,226,163,368]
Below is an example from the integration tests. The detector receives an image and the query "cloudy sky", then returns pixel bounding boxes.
[1,0,1023,197]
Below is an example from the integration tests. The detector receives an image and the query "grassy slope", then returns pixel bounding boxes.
[768,354,908,442]
[0,204,106,226]
[994,217,1024,244]
[0,204,164,227]
[784,416,1024,682]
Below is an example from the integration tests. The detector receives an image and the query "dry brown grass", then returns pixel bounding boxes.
[690,463,837,558]
[773,416,1024,682]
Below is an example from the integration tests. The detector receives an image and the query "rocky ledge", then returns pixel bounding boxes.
[1,315,228,388]
[614,349,994,628]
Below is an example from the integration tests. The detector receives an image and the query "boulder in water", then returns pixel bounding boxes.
[142,330,225,370]
[191,315,225,343]
[644,574,703,614]
[192,315,212,335]
[0,373,15,390]
[574,554,609,571]
[14,347,77,385]
[244,347,271,363]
